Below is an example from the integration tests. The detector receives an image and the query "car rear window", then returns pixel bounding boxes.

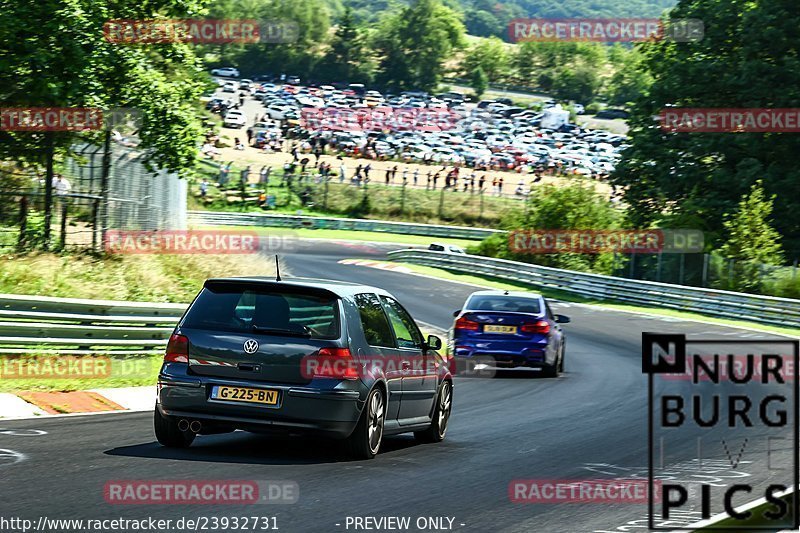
[466,295,542,314]
[182,285,340,339]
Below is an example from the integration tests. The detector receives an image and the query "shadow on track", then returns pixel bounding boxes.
[105,433,423,465]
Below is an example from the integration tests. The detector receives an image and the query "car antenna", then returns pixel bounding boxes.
[275,255,282,282]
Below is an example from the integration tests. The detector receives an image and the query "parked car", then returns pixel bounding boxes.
[222,82,237,93]
[211,67,240,78]
[450,290,569,377]
[223,110,246,128]
[155,277,452,458]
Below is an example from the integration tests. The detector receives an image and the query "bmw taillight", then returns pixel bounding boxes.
[164,333,189,363]
[455,316,480,331]
[521,320,550,334]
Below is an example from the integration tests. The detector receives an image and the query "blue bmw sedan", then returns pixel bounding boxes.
[450,290,570,377]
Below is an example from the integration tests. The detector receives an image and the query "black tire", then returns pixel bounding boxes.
[541,355,560,378]
[154,407,195,448]
[346,388,385,459]
[414,380,453,443]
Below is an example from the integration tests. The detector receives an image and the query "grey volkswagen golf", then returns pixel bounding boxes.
[155,277,453,459]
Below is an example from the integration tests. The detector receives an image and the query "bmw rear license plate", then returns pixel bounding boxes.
[483,325,517,334]
[211,385,280,406]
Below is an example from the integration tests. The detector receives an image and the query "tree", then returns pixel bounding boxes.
[720,180,783,284]
[315,6,373,83]
[471,184,622,273]
[373,0,465,92]
[461,37,509,82]
[470,66,488,98]
[611,0,800,259]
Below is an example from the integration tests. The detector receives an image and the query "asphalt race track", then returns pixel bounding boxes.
[0,240,792,533]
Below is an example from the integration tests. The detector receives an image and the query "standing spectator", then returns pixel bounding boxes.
[291,143,299,162]
[426,170,432,190]
[413,168,419,187]
[338,158,346,183]
[260,166,271,184]
[491,177,498,195]
[401,167,408,185]
[199,179,209,198]
[53,174,72,196]
[469,173,476,193]
[363,163,371,181]
[391,165,398,183]
[497,176,504,196]
[385,167,391,185]
[478,173,486,192]
[433,171,440,190]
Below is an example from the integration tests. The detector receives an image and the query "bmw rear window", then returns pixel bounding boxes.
[182,284,340,339]
[465,295,542,314]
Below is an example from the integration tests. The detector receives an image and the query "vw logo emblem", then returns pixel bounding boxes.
[243,339,259,354]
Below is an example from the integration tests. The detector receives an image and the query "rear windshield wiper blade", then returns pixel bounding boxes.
[251,325,311,337]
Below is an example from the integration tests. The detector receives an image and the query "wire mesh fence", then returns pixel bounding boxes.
[0,142,186,253]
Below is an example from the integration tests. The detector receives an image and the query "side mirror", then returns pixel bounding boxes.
[452,310,461,318]
[425,335,443,351]
[555,314,571,324]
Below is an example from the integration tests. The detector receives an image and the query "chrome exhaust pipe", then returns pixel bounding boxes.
[178,419,190,431]
[189,420,202,433]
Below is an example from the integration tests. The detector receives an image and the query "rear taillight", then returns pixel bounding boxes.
[521,320,551,334]
[314,347,359,380]
[455,316,480,331]
[164,333,189,363]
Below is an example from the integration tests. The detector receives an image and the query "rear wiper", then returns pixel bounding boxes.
[251,325,311,337]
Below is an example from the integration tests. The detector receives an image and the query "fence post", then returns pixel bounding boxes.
[479,189,485,220]
[679,253,685,286]
[400,182,406,215]
[628,252,636,279]
[92,198,99,252]
[17,196,27,251]
[59,198,68,250]
[702,253,709,287]
[323,175,329,210]
[438,187,445,219]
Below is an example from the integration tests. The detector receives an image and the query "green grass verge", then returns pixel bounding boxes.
[380,260,800,338]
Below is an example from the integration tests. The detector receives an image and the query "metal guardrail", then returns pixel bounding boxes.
[387,249,800,329]
[0,294,186,354]
[0,295,340,355]
[188,211,502,241]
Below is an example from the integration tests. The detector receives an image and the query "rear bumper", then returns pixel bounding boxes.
[452,341,549,367]
[157,372,365,439]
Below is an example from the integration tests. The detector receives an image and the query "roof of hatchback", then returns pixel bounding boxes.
[204,276,389,297]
